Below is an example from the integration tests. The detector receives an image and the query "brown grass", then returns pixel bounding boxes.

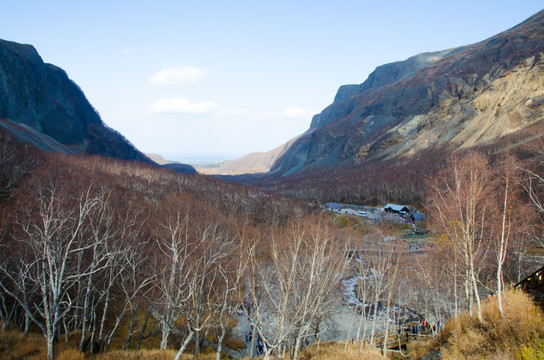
[296,341,383,360]
[0,330,45,359]
[57,348,85,360]
[409,289,544,359]
[92,349,180,359]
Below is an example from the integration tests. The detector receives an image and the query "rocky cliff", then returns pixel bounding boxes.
[271,9,544,176]
[0,39,151,163]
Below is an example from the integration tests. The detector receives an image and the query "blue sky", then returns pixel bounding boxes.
[2,1,543,162]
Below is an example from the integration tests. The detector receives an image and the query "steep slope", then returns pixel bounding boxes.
[0,39,151,163]
[271,9,544,176]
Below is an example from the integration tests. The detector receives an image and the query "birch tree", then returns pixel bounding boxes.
[245,219,349,360]
[0,181,100,360]
[426,152,493,321]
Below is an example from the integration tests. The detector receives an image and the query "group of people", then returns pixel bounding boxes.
[404,319,441,336]
[244,324,267,355]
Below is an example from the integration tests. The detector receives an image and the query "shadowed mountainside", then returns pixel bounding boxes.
[0,38,152,163]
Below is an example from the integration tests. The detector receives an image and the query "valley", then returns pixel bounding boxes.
[1,7,544,360]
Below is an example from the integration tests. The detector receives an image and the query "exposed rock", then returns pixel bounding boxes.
[272,9,544,176]
[0,38,152,163]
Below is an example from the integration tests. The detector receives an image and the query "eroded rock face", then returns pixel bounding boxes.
[272,9,544,176]
[0,39,151,163]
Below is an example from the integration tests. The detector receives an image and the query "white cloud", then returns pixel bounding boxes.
[149,97,218,114]
[279,106,314,118]
[149,66,209,86]
[216,107,251,116]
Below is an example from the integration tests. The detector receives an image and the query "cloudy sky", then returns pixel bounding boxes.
[2,1,542,162]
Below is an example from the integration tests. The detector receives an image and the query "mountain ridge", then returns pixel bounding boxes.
[268,9,544,177]
[0,38,152,164]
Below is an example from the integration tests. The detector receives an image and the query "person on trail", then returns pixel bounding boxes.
[256,337,264,355]
[437,321,441,332]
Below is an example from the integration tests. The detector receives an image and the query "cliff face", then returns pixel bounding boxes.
[0,39,151,163]
[271,10,544,176]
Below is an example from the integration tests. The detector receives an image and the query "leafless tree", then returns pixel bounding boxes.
[77,188,115,352]
[154,207,195,350]
[154,195,234,359]
[209,234,247,360]
[426,152,493,321]
[245,218,349,360]
[0,181,102,360]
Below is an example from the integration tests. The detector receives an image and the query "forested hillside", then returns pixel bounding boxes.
[0,129,351,359]
[2,127,544,360]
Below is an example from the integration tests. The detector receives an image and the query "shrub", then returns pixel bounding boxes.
[515,338,544,360]
[412,289,544,359]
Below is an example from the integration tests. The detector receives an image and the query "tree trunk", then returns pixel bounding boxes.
[215,325,227,360]
[98,280,112,351]
[0,291,7,331]
[293,335,303,360]
[469,253,482,322]
[136,309,152,350]
[46,327,55,360]
[174,329,194,360]
[159,314,170,350]
[78,272,94,352]
[89,303,98,353]
[249,322,257,358]
[497,263,504,315]
[123,309,136,350]
[194,311,201,356]
[62,317,69,342]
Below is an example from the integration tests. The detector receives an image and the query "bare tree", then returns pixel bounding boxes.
[209,235,247,360]
[426,152,493,321]
[245,218,349,360]
[154,195,233,359]
[491,155,528,316]
[0,181,101,360]
[290,221,349,360]
[77,188,115,352]
[154,207,195,350]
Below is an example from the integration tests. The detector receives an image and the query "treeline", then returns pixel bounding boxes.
[237,149,450,206]
[0,131,352,360]
[237,121,544,208]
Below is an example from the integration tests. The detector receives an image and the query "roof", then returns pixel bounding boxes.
[384,203,409,212]
[325,202,343,209]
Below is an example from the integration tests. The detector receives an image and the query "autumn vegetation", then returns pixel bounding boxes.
[2,128,544,360]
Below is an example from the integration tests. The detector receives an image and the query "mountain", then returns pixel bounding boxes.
[197,137,298,175]
[0,38,151,163]
[270,9,544,177]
